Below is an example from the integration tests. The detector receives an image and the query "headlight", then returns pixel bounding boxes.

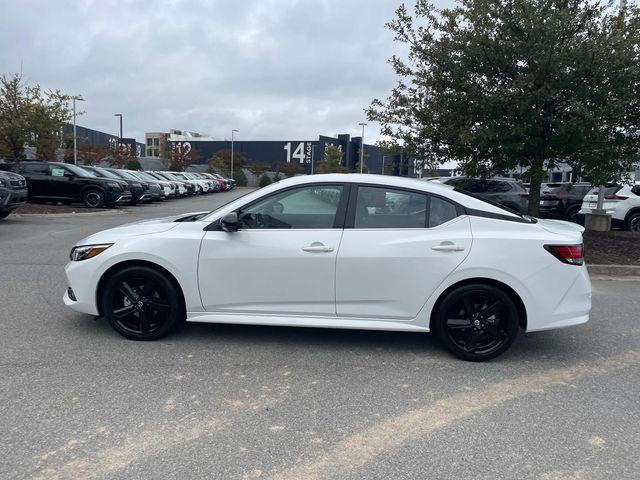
[70,244,113,261]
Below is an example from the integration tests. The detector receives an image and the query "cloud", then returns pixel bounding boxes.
[0,0,448,143]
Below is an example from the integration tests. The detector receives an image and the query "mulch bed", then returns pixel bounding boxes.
[12,203,111,215]
[584,230,640,265]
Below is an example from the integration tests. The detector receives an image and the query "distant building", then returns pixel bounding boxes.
[145,130,414,175]
[62,124,144,157]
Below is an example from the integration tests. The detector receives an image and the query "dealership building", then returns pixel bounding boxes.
[144,130,412,176]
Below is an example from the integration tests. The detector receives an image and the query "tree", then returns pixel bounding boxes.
[109,144,140,169]
[64,138,110,165]
[247,162,270,176]
[0,73,72,162]
[168,143,202,171]
[208,149,248,178]
[278,162,304,177]
[368,1,640,216]
[234,168,248,186]
[316,145,348,174]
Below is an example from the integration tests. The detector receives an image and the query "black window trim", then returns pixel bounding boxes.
[344,183,465,229]
[204,182,352,231]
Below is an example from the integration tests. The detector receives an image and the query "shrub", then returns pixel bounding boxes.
[259,174,272,187]
[272,171,281,182]
[233,168,248,186]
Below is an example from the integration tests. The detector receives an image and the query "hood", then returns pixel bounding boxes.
[0,171,25,180]
[74,211,209,246]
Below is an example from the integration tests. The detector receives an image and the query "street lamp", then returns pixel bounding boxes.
[358,122,367,173]
[72,96,84,165]
[113,114,123,149]
[231,129,239,178]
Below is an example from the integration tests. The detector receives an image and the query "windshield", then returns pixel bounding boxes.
[92,167,120,179]
[65,164,95,177]
[131,171,156,182]
[452,187,535,221]
[116,170,140,181]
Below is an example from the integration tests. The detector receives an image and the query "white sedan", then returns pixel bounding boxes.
[63,174,591,361]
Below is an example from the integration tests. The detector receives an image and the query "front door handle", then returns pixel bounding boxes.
[431,242,465,252]
[302,242,334,253]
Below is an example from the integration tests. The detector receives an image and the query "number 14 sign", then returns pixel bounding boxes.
[283,142,311,164]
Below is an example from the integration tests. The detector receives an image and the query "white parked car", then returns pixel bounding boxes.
[63,174,591,361]
[579,182,640,232]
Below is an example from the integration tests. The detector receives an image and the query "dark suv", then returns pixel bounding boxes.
[81,166,150,205]
[19,161,131,208]
[538,182,591,223]
[435,177,529,214]
[0,171,28,220]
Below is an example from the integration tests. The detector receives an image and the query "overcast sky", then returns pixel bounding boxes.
[1,0,449,144]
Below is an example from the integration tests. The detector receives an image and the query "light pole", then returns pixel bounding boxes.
[72,96,84,165]
[358,122,367,173]
[231,129,239,178]
[113,114,123,151]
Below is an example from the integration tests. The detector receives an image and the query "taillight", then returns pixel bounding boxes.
[604,194,628,200]
[544,244,584,265]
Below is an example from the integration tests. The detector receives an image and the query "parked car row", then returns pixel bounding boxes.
[6,161,235,212]
[426,176,640,231]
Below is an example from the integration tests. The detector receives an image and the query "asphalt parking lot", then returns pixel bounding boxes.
[1,190,639,480]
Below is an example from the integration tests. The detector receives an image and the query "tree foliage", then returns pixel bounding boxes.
[208,149,248,177]
[0,73,72,162]
[278,162,304,177]
[368,0,640,215]
[168,143,202,171]
[316,145,348,174]
[64,138,110,165]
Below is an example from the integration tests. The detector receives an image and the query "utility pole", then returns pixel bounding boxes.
[358,122,367,173]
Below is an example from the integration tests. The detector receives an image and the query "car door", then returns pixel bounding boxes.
[20,163,49,198]
[47,164,76,199]
[335,185,472,320]
[198,183,348,316]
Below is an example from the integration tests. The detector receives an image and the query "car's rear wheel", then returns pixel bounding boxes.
[83,189,104,208]
[626,212,640,232]
[102,266,183,340]
[433,284,519,361]
[566,205,581,224]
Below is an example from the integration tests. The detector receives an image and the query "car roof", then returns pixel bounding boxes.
[254,174,520,217]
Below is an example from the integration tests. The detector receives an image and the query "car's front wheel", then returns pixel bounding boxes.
[102,266,184,340]
[83,189,105,208]
[433,283,520,361]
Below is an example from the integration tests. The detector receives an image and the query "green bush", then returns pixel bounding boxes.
[233,168,248,186]
[259,174,272,188]
[272,171,281,182]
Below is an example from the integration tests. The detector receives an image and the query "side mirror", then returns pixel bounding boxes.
[221,212,239,232]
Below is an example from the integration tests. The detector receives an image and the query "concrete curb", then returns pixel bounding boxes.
[9,210,128,218]
[588,264,640,277]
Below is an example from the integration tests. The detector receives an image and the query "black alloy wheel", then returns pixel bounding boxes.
[627,212,640,233]
[83,189,104,208]
[102,266,183,340]
[434,284,519,361]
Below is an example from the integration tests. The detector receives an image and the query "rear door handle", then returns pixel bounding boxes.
[302,242,334,253]
[431,242,465,252]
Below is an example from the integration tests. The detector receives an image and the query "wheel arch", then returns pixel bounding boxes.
[79,184,107,200]
[429,277,528,331]
[95,259,186,316]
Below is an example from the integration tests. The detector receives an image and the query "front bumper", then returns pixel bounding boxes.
[64,260,100,315]
[0,187,28,211]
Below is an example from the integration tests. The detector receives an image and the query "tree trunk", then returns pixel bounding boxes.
[527,159,546,217]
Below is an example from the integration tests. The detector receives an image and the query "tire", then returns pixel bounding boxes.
[433,283,520,361]
[626,212,640,232]
[0,211,10,220]
[565,206,581,224]
[82,189,105,208]
[101,266,184,341]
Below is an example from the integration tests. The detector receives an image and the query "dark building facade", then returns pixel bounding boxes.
[62,124,145,157]
[168,134,411,175]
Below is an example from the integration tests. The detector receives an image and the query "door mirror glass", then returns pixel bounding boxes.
[221,212,239,232]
